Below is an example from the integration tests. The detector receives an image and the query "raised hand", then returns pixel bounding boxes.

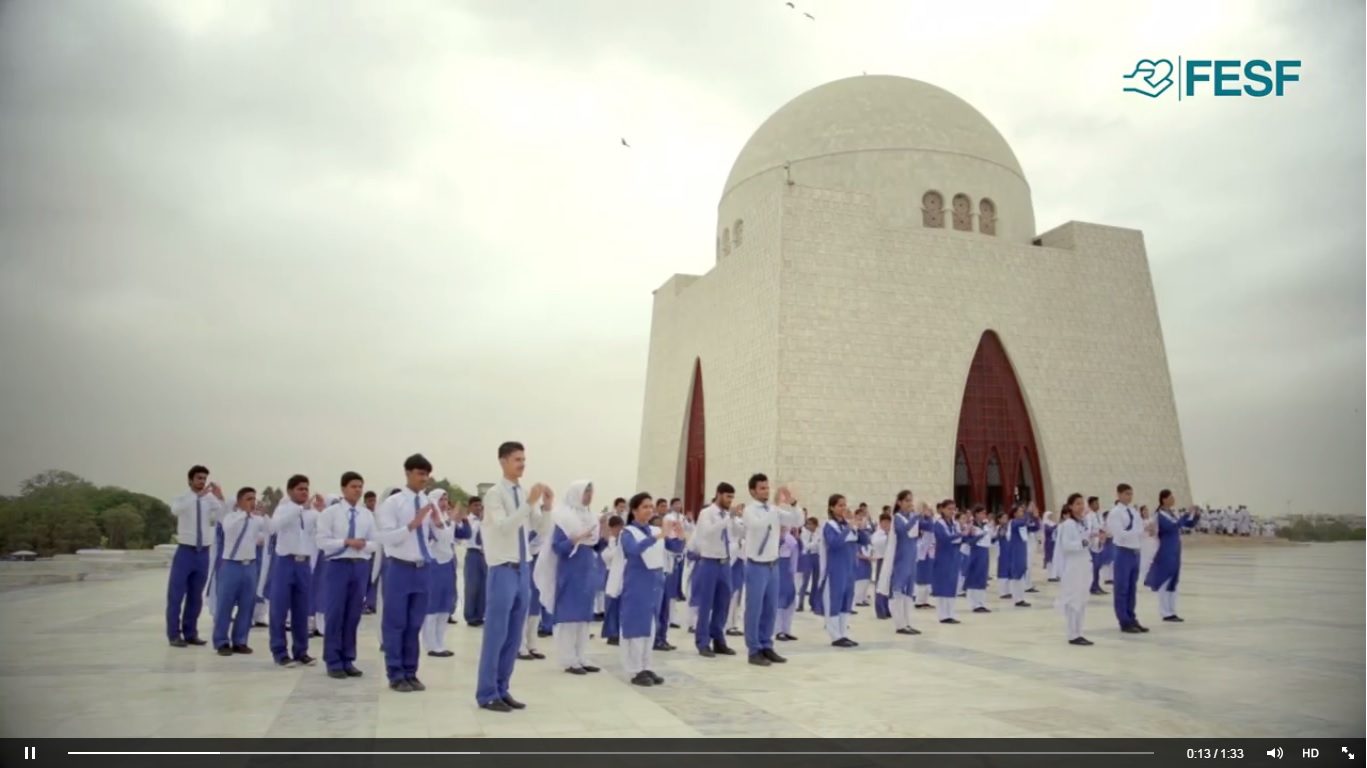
[208,482,224,501]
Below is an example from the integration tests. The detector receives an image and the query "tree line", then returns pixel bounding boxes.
[0,469,473,556]
[1274,515,1366,543]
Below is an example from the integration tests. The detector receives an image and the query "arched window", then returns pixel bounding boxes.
[952,194,972,232]
[921,191,945,228]
[733,219,744,247]
[715,236,722,260]
[721,228,731,257]
[979,198,997,236]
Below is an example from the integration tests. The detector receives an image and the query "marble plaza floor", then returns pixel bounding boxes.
[0,542,1362,740]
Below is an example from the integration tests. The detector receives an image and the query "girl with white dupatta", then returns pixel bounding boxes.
[1138,505,1159,587]
[420,490,458,657]
[814,494,871,647]
[1054,493,1096,646]
[532,481,609,674]
[876,490,922,636]
[1043,510,1061,582]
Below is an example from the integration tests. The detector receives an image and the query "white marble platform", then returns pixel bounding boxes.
[0,542,1361,739]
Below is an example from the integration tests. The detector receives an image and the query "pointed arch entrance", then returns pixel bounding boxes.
[682,359,706,515]
[953,331,1045,515]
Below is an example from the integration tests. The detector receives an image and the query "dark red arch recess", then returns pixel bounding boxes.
[683,359,706,515]
[953,331,1045,513]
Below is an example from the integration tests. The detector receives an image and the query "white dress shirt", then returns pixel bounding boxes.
[1105,503,1144,550]
[463,517,483,550]
[218,508,267,562]
[374,488,433,563]
[316,502,378,560]
[171,491,224,547]
[740,501,802,563]
[429,511,457,565]
[269,500,319,557]
[479,478,547,568]
[692,504,739,560]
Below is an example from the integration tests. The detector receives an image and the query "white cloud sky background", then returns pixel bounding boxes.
[0,0,1361,515]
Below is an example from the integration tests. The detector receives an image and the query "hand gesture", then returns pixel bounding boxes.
[541,486,555,507]
[526,484,544,506]
[310,494,326,512]
[730,503,745,517]
[346,538,366,550]
[208,482,224,501]
[776,487,793,505]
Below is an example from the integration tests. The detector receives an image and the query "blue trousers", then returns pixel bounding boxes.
[798,569,813,610]
[743,559,780,655]
[323,559,368,672]
[475,564,527,705]
[1091,551,1104,592]
[365,561,380,612]
[269,557,312,661]
[166,544,211,641]
[211,560,256,648]
[692,558,732,649]
[654,583,672,645]
[602,596,621,639]
[381,559,428,682]
[1112,547,1140,628]
[463,549,487,623]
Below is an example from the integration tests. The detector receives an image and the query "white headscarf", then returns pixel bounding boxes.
[532,480,595,616]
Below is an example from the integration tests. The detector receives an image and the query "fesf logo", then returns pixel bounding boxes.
[1123,58,1301,99]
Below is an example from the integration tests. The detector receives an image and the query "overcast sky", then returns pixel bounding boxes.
[0,0,1361,516]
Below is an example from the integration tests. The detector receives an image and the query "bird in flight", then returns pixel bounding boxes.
[785,2,794,6]
[621,138,631,148]
[804,11,815,19]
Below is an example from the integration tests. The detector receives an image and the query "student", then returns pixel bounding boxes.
[1003,504,1032,607]
[1138,505,1158,589]
[877,491,921,634]
[267,474,320,668]
[454,496,486,627]
[316,472,378,678]
[724,520,746,638]
[853,507,874,607]
[1054,493,1095,645]
[619,493,683,686]
[815,493,871,647]
[252,497,274,627]
[994,511,1011,599]
[473,441,551,712]
[1022,502,1041,593]
[361,490,380,614]
[310,494,338,639]
[963,505,992,613]
[774,526,801,642]
[1043,510,1060,582]
[211,487,267,656]
[1145,490,1200,623]
[913,502,935,609]
[1105,483,1148,634]
[930,501,965,624]
[691,483,740,657]
[601,516,626,645]
[532,480,609,675]
[739,474,804,666]
[374,455,440,692]
[521,526,549,661]
[796,517,819,611]
[1084,497,1108,595]
[421,490,458,658]
[869,513,892,620]
[166,465,224,648]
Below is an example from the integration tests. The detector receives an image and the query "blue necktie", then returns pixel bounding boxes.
[720,511,730,560]
[756,504,772,559]
[227,514,251,560]
[331,507,357,558]
[195,496,203,548]
[513,486,526,565]
[1125,509,1134,531]
[414,496,433,563]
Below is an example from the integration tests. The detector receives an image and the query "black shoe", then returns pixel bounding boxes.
[328,669,347,679]
[1025,587,1039,593]
[566,666,588,675]
[748,653,771,666]
[427,651,443,657]
[940,618,961,624]
[915,603,932,609]
[407,678,426,691]
[217,646,233,656]
[725,628,743,636]
[606,637,619,646]
[698,647,716,658]
[712,642,736,655]
[1015,601,1031,608]
[467,620,485,628]
[593,612,606,621]
[775,632,794,642]
[344,667,363,677]
[518,652,535,661]
[1135,624,1150,633]
[502,696,525,710]
[630,671,654,686]
[309,630,323,638]
[687,626,695,633]
[481,698,512,711]
[185,638,207,646]
[1163,615,1184,622]
[896,627,920,635]
[653,642,675,652]
[447,618,459,625]
[537,630,553,638]
[1104,580,1113,585]
[1000,594,1012,600]
[832,638,856,648]
[252,621,268,628]
[761,648,786,663]
[973,607,991,613]
[530,650,545,659]
[1069,637,1094,646]
[1047,578,1060,583]
[295,655,317,666]
[669,622,681,629]
[232,644,253,654]
[276,657,298,668]
[583,665,600,673]
[646,670,663,684]
[1121,625,1143,634]
[389,680,414,692]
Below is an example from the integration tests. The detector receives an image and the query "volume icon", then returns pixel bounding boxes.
[1265,747,1283,759]
[23,746,36,760]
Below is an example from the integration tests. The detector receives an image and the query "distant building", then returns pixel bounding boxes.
[476,483,494,498]
[637,75,1191,516]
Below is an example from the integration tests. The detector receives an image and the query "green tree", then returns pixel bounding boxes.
[99,503,145,549]
[259,486,284,514]
[424,478,469,506]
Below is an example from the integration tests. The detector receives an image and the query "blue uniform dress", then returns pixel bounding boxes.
[963,525,990,591]
[1144,510,1196,592]
[454,519,487,624]
[815,519,870,641]
[888,513,918,597]
[797,530,818,610]
[551,527,609,623]
[619,523,677,639]
[1043,523,1057,568]
[1005,518,1029,581]
[930,518,964,598]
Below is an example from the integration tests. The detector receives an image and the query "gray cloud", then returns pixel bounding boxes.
[0,0,1360,517]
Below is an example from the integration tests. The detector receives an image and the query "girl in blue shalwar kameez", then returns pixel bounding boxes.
[815,494,871,648]
[930,500,966,624]
[618,493,683,687]
[1144,489,1199,623]
[532,480,609,674]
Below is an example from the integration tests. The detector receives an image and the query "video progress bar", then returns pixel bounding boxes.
[69,751,1157,757]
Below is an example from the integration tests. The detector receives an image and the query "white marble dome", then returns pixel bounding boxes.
[716,75,1036,245]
